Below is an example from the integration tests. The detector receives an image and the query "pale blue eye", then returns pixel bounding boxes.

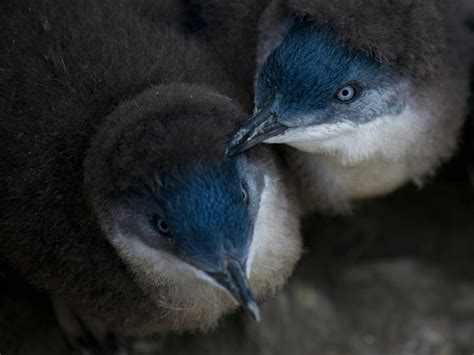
[336,85,358,102]
[153,214,170,235]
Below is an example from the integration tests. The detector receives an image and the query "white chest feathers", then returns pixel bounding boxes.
[296,151,411,201]
[273,104,462,210]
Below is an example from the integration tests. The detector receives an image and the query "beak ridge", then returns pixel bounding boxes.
[227,106,287,156]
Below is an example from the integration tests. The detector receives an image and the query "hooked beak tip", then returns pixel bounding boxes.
[227,129,253,157]
[244,299,261,322]
[227,108,288,156]
[208,260,261,322]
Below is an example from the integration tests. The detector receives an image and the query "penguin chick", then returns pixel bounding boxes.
[0,0,301,338]
[228,0,473,213]
[84,85,302,331]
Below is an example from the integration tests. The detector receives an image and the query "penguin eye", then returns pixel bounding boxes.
[242,184,249,204]
[335,84,359,103]
[152,214,171,235]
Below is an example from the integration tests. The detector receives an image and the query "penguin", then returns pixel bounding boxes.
[224,0,473,213]
[0,0,302,349]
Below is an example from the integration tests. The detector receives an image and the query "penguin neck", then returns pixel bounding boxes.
[309,154,410,200]
[286,100,459,212]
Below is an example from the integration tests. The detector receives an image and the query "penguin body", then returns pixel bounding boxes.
[221,0,473,213]
[0,0,301,339]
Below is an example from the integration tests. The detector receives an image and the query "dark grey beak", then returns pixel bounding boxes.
[209,260,261,321]
[227,106,287,156]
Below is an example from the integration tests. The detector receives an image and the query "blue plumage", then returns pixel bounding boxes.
[159,160,251,272]
[255,20,395,126]
[126,157,252,274]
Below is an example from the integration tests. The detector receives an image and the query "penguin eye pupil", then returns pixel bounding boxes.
[153,215,170,235]
[242,185,249,204]
[335,85,358,103]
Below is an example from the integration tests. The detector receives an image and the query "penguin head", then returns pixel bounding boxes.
[117,159,263,320]
[84,84,278,321]
[228,19,410,157]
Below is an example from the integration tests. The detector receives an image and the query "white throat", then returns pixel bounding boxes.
[270,103,462,210]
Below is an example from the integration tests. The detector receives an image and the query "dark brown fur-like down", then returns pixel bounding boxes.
[0,0,248,334]
[183,0,271,107]
[186,0,472,87]
[468,57,474,183]
[264,0,470,82]
[84,83,249,200]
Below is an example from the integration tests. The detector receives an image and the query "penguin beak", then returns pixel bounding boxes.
[227,106,287,156]
[208,259,261,321]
